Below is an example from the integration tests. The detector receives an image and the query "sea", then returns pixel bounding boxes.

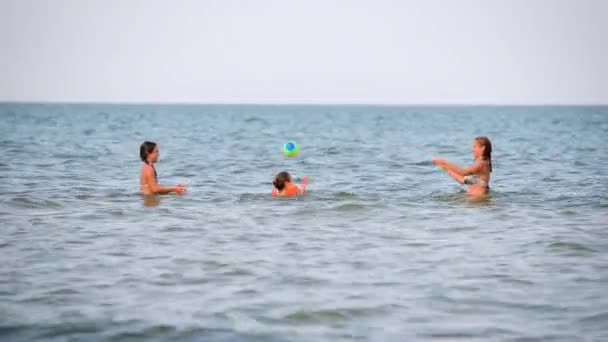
[1,103,607,341]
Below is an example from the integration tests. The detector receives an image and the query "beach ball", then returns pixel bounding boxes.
[283,141,299,157]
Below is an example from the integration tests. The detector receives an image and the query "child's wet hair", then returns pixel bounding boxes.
[273,171,291,191]
[140,141,157,163]
[475,136,492,172]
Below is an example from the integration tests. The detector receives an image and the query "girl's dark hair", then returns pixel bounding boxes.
[140,141,157,163]
[475,136,492,172]
[273,171,291,191]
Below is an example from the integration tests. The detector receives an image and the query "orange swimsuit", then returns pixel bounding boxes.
[272,182,300,197]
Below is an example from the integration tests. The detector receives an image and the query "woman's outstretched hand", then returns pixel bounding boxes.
[432,158,447,170]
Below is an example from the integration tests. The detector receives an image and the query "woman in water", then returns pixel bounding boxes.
[140,141,186,195]
[272,171,308,198]
[432,136,492,198]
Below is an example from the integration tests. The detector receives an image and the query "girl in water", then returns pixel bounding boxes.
[272,171,308,198]
[432,136,492,198]
[140,141,186,195]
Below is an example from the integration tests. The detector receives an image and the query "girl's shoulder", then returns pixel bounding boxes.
[475,159,490,168]
[141,163,155,173]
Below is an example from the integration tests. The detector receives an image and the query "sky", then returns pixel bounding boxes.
[1,0,606,104]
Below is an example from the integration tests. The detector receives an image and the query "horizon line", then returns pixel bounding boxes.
[1,100,607,107]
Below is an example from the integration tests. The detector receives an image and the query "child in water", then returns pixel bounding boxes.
[140,141,187,195]
[432,136,493,198]
[272,171,308,197]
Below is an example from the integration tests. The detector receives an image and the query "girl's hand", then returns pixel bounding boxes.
[175,184,187,195]
[432,158,447,170]
[302,176,309,185]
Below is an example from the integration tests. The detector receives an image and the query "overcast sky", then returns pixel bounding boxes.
[1,0,606,104]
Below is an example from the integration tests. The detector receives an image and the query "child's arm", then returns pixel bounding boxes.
[445,169,466,184]
[151,183,186,195]
[144,169,186,195]
[298,177,309,195]
[434,159,482,177]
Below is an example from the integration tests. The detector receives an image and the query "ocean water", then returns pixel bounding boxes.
[0,103,607,341]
